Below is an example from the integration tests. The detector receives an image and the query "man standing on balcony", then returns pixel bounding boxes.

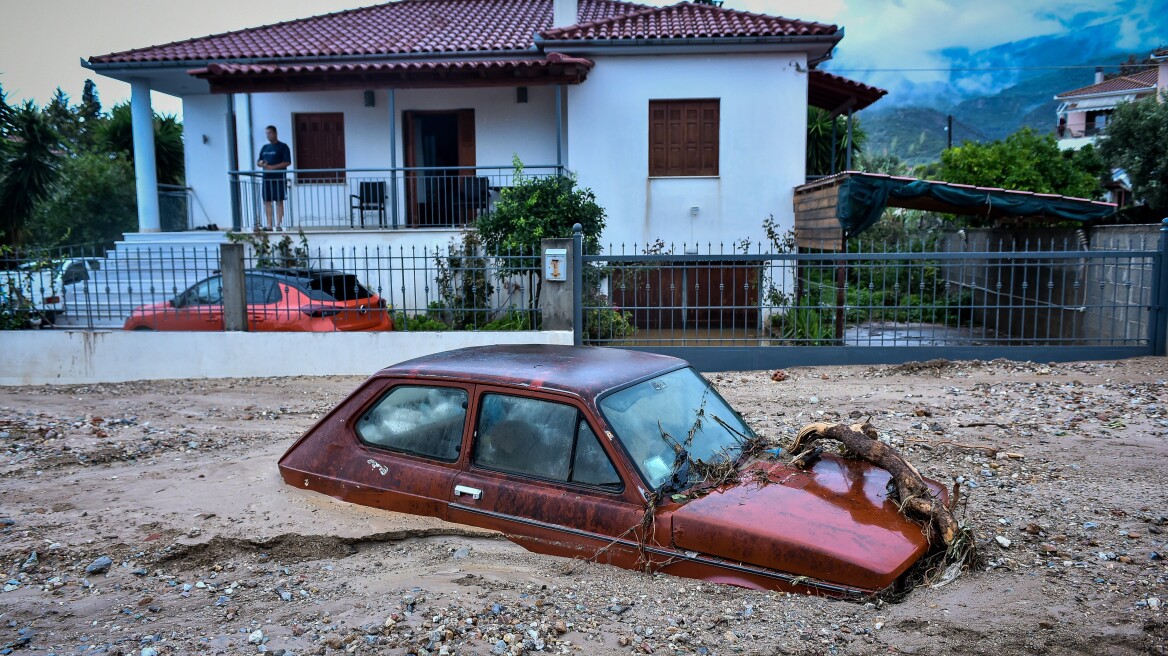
[257,126,292,231]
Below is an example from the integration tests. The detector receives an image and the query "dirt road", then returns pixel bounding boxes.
[1,358,1166,655]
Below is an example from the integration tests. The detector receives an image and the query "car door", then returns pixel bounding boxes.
[343,380,472,518]
[167,276,224,330]
[448,387,648,564]
[244,274,285,331]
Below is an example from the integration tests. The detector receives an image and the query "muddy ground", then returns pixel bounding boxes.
[1,357,1166,655]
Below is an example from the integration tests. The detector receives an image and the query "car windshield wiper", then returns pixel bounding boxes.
[711,413,751,444]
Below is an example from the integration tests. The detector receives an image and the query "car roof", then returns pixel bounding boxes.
[379,345,686,398]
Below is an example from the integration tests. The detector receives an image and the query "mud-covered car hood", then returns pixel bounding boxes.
[670,455,943,591]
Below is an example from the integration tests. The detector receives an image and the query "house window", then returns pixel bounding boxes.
[293,112,346,182]
[649,99,719,177]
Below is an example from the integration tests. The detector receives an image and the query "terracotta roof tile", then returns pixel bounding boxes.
[538,1,837,41]
[1056,68,1158,98]
[90,0,650,64]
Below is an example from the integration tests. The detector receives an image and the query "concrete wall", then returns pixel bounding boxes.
[0,330,572,386]
[938,225,1159,344]
[567,52,808,250]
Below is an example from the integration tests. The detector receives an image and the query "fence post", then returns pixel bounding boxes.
[220,243,248,332]
[540,235,574,334]
[1153,218,1168,356]
[572,224,584,345]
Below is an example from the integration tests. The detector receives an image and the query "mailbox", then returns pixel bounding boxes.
[544,248,568,282]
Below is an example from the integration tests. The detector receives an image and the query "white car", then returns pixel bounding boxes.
[1,258,101,326]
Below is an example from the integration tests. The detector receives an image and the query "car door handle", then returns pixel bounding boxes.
[454,485,482,500]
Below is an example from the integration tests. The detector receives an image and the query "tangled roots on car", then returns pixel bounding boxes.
[789,421,978,588]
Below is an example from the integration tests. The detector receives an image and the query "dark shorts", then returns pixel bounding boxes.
[262,177,287,202]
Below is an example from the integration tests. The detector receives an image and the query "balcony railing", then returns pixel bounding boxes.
[228,165,564,231]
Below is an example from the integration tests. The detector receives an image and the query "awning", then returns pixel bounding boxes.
[188,53,595,94]
[1062,94,1141,111]
[794,171,1117,249]
[808,70,887,115]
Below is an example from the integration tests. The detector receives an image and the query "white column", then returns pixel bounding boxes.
[130,78,161,232]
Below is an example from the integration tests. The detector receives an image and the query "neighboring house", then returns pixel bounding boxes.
[1054,49,1167,151]
[1054,48,1166,206]
[84,0,883,252]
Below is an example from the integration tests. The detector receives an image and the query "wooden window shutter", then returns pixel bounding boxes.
[648,99,719,177]
[293,112,346,182]
[457,109,476,172]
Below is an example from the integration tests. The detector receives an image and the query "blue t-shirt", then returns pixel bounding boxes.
[258,141,291,178]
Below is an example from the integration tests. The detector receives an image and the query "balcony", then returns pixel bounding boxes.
[228,165,564,231]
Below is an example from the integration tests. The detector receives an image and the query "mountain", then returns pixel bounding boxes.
[846,17,1162,167]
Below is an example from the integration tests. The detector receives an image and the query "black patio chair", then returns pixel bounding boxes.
[350,181,387,228]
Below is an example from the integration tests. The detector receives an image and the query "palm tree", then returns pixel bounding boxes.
[97,102,184,185]
[0,102,61,246]
[806,107,866,177]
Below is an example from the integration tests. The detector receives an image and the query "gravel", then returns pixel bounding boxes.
[0,361,1166,654]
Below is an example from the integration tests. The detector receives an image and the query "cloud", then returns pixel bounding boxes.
[730,0,1166,104]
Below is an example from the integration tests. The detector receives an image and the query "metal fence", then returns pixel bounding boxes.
[229,165,562,231]
[574,226,1166,369]
[1,239,538,333]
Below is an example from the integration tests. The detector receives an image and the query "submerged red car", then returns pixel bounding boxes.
[279,345,944,597]
[124,268,392,332]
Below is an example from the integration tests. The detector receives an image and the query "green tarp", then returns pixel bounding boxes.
[836,175,1116,238]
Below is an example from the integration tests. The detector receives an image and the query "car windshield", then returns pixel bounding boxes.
[599,367,757,491]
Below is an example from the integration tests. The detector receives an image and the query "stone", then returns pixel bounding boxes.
[248,629,264,645]
[995,536,1012,548]
[85,556,113,575]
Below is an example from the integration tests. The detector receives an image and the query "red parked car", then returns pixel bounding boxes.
[279,345,945,597]
[124,268,392,332]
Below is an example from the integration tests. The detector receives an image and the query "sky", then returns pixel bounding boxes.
[0,0,1164,117]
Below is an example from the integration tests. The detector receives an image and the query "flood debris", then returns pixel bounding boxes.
[788,420,979,587]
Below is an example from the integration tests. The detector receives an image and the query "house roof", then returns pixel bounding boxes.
[808,70,886,113]
[189,53,596,93]
[537,2,836,41]
[90,0,836,65]
[1056,68,1158,99]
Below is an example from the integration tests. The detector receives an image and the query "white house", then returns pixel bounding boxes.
[84,0,883,253]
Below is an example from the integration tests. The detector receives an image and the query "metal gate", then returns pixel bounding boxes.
[571,223,1168,371]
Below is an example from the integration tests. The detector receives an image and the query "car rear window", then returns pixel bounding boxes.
[302,274,375,302]
[357,385,467,461]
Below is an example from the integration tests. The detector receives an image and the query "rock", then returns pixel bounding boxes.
[85,556,113,575]
[20,551,37,572]
[1149,597,1161,610]
[248,629,264,644]
[995,536,1012,548]
[141,648,159,656]
[452,547,470,560]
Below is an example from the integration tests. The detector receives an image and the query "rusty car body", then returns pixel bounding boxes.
[278,345,944,597]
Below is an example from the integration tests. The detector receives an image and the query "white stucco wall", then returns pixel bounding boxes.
[181,94,231,228]
[0,330,572,386]
[178,52,810,250]
[567,52,809,251]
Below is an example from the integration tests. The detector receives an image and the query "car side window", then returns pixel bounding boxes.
[473,394,622,490]
[571,421,622,488]
[183,277,223,306]
[245,276,282,305]
[357,386,467,461]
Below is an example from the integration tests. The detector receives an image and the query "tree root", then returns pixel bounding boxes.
[790,421,960,548]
